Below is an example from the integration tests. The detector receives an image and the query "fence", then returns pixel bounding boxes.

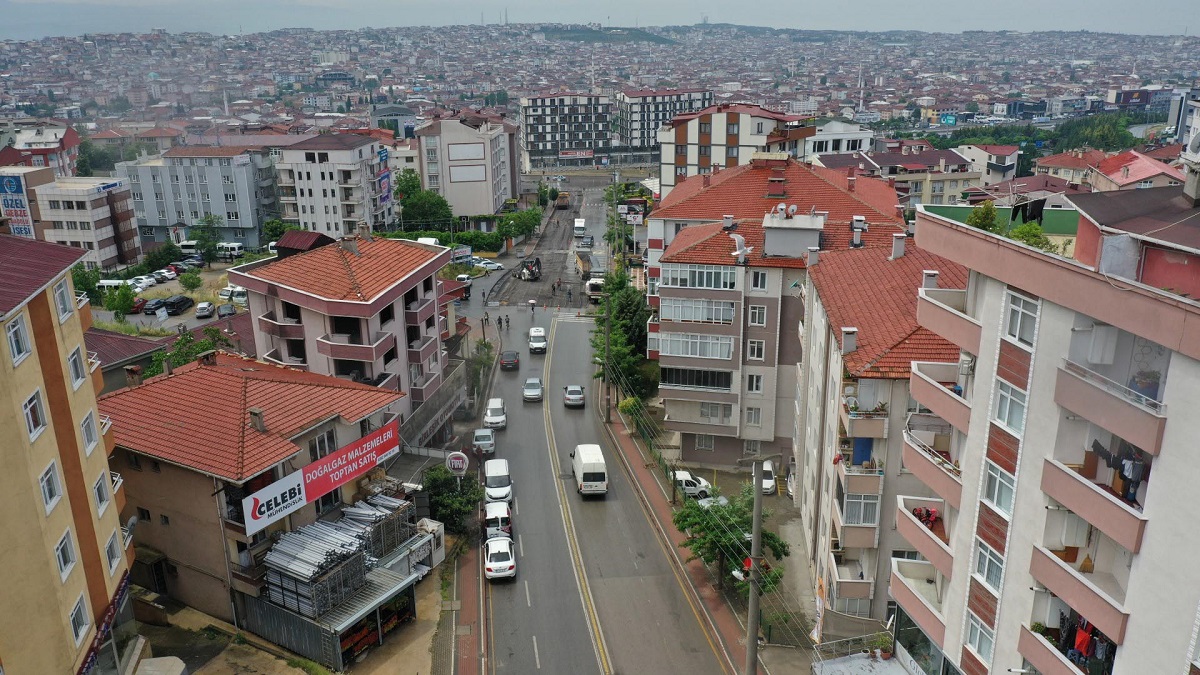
[399,358,466,447]
[809,631,894,670]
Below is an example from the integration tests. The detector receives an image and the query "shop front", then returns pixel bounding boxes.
[894,607,962,675]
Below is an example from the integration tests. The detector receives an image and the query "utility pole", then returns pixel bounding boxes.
[604,291,612,423]
[736,452,781,675]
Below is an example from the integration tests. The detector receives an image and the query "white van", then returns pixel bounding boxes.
[178,240,199,255]
[483,501,513,539]
[573,218,587,238]
[483,398,507,429]
[483,458,513,503]
[570,444,607,497]
[97,280,128,293]
[230,287,249,307]
[528,326,547,354]
[217,242,244,259]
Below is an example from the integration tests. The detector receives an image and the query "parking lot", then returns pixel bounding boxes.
[95,261,246,334]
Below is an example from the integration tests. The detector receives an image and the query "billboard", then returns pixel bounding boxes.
[378,147,390,170]
[558,149,594,159]
[939,113,958,126]
[242,419,401,535]
[378,171,392,205]
[0,173,34,238]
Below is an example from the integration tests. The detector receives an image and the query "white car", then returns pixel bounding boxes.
[156,268,178,280]
[472,428,496,455]
[563,385,585,407]
[483,536,516,580]
[133,275,157,287]
[477,259,504,271]
[761,459,777,495]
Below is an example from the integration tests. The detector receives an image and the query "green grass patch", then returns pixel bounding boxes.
[93,320,174,337]
[285,657,332,675]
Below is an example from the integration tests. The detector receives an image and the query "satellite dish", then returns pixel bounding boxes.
[787,204,799,216]
[1188,132,1200,156]
[125,515,139,535]
[776,203,787,215]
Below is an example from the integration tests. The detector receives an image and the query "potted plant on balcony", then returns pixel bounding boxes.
[870,633,894,660]
[1130,369,1161,400]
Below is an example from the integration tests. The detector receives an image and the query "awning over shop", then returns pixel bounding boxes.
[317,567,418,634]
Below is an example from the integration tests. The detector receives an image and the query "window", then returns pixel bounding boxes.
[698,146,711,157]
[727,146,739,159]
[56,530,76,579]
[224,193,236,202]
[750,270,768,290]
[70,595,90,644]
[316,490,340,515]
[94,473,110,514]
[160,514,170,526]
[1136,180,1154,189]
[226,211,239,221]
[746,407,762,426]
[748,305,767,326]
[843,494,880,525]
[136,507,150,522]
[127,452,142,471]
[49,199,62,209]
[150,460,161,473]
[24,391,46,440]
[699,402,733,424]
[892,550,923,560]
[1004,290,1038,348]
[994,381,1027,434]
[81,412,99,455]
[660,264,738,290]
[380,303,395,325]
[658,333,734,359]
[744,439,761,455]
[659,367,733,390]
[966,613,995,662]
[727,123,739,134]
[747,339,765,360]
[7,315,31,365]
[68,348,87,389]
[699,122,712,134]
[309,428,337,461]
[54,280,73,321]
[105,531,121,572]
[975,539,1004,591]
[747,374,764,393]
[658,298,736,323]
[41,462,63,512]
[695,434,715,451]
[983,461,1015,515]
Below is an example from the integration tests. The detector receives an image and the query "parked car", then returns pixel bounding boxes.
[483,501,513,540]
[168,261,192,272]
[563,385,585,408]
[151,270,170,283]
[142,298,168,315]
[129,297,147,314]
[672,470,713,499]
[195,302,215,319]
[216,303,237,318]
[472,428,496,455]
[499,350,520,370]
[761,459,777,495]
[476,259,504,271]
[164,295,194,315]
[522,377,544,402]
[133,275,157,288]
[483,536,516,580]
[156,268,178,280]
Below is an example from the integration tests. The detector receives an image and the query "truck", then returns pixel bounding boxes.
[573,218,587,237]
[575,252,603,281]
[517,257,542,281]
[556,192,571,210]
[584,277,605,304]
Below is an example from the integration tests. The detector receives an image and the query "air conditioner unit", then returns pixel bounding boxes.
[959,354,975,376]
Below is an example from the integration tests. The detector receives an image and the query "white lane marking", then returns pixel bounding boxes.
[525,580,532,607]
[533,635,542,669]
[519,534,524,557]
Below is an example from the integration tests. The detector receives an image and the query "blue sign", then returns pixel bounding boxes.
[0,173,34,238]
[378,171,392,205]
[1035,141,1044,148]
[378,147,389,168]
[939,113,958,126]
[0,175,22,195]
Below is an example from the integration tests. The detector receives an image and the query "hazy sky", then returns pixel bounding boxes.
[0,0,1194,40]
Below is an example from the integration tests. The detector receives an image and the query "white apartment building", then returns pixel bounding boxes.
[116,146,279,249]
[614,88,713,150]
[954,145,1020,187]
[276,134,393,236]
[518,93,612,172]
[415,111,517,216]
[32,177,140,271]
[885,148,1200,674]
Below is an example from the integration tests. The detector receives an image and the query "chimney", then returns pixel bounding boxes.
[847,176,856,192]
[1183,160,1200,207]
[902,145,910,156]
[357,222,373,241]
[891,233,906,259]
[841,327,858,354]
[164,359,174,376]
[922,270,940,289]
[907,220,917,236]
[807,246,820,266]
[723,214,734,229]
[852,228,862,247]
[248,407,266,433]
[702,174,711,188]
[197,350,217,366]
[124,365,143,387]
[895,204,905,219]
[888,177,896,188]
[1121,166,1130,179]
[340,237,360,256]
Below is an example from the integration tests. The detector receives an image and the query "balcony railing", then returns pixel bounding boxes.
[76,291,90,309]
[831,500,879,549]
[839,400,890,439]
[836,455,884,495]
[1055,360,1167,455]
[110,471,124,494]
[829,551,874,600]
[120,526,133,548]
[896,495,954,577]
[910,361,972,434]
[916,287,981,354]
[890,559,946,645]
[1018,625,1083,675]
[406,334,438,364]
[257,311,306,339]
[404,296,436,324]
[262,348,307,369]
[1040,458,1147,553]
[1060,359,1164,414]
[1029,545,1129,643]
[87,350,101,373]
[317,331,397,362]
[99,414,113,435]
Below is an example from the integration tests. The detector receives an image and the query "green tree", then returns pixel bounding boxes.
[505,208,542,238]
[467,338,495,401]
[103,283,136,320]
[402,190,453,225]
[262,219,300,244]
[966,200,999,233]
[423,465,485,535]
[537,182,550,207]
[672,483,790,591]
[178,272,203,293]
[1009,222,1059,254]
[71,263,102,304]
[191,215,222,264]
[143,242,183,272]
[965,101,980,113]
[393,168,422,202]
[589,272,655,398]
[145,327,232,377]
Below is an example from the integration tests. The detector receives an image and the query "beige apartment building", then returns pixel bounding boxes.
[33,177,141,271]
[415,111,518,216]
[0,234,139,675]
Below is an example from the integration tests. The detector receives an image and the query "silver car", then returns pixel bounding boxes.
[522,377,544,402]
[473,428,496,455]
[563,385,585,407]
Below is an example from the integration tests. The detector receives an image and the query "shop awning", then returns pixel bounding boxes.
[317,567,418,633]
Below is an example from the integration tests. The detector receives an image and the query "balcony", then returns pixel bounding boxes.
[404,296,436,325]
[1018,625,1080,675]
[410,371,442,402]
[890,559,946,645]
[1041,458,1147,553]
[230,561,267,595]
[836,455,884,496]
[406,334,438,364]
[1029,545,1129,643]
[277,173,295,186]
[76,291,90,309]
[896,496,954,577]
[838,402,890,439]
[831,499,879,549]
[829,550,875,601]
[120,526,133,549]
[99,414,113,436]
[910,361,971,434]
[258,311,306,340]
[917,287,981,355]
[1055,360,1166,455]
[88,350,101,373]
[902,424,962,509]
[262,348,307,369]
[365,370,399,391]
[317,331,397,362]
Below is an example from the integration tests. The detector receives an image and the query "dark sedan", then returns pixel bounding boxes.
[499,350,520,370]
[216,303,237,318]
[142,298,168,315]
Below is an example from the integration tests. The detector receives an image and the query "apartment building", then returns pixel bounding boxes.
[276,134,393,235]
[518,92,611,172]
[415,111,518,216]
[954,145,1019,187]
[32,177,141,271]
[1033,149,1110,187]
[657,103,814,199]
[0,235,138,675]
[117,145,280,250]
[9,124,82,177]
[796,235,966,634]
[816,147,981,206]
[885,144,1200,674]
[229,231,462,447]
[1087,150,1184,192]
[614,88,713,150]
[764,119,873,160]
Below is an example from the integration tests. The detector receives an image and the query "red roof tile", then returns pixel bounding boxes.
[668,103,806,128]
[660,220,807,269]
[1093,150,1184,186]
[236,235,443,302]
[1036,149,1109,171]
[85,328,162,366]
[975,144,1019,156]
[98,353,403,481]
[808,245,967,379]
[0,235,86,315]
[136,127,184,138]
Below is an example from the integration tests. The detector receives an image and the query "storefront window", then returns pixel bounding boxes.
[896,607,943,675]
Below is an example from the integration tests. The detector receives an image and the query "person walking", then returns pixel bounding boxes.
[505,315,510,329]
[484,311,490,325]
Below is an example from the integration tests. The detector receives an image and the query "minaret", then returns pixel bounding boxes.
[223,89,230,117]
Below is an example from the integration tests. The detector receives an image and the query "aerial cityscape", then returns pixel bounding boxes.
[1,10,1198,675]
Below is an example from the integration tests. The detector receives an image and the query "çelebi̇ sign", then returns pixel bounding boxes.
[241,420,400,535]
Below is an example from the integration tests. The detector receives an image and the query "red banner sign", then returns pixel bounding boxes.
[302,419,400,499]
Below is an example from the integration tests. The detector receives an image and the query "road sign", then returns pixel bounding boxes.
[446,451,469,477]
[155,307,168,323]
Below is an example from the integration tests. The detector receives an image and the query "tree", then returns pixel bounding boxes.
[467,338,495,401]
[965,101,980,113]
[71,263,102,304]
[966,200,999,233]
[423,465,485,534]
[143,242,183,272]
[1009,222,1059,254]
[393,168,421,202]
[178,272,203,293]
[191,214,222,264]
[145,327,232,377]
[672,483,790,591]
[505,208,542,238]
[262,219,300,244]
[103,283,136,320]
[401,190,453,225]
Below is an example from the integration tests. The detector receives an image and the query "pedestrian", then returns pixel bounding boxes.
[484,311,490,325]
[504,315,510,329]
[552,285,556,296]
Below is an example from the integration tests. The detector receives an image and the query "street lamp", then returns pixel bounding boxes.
[735,452,783,675]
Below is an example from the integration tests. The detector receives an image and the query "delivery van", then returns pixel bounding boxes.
[483,458,513,503]
[570,444,607,497]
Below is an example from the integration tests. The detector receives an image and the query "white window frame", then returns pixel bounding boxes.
[747,339,765,361]
[68,348,87,390]
[94,472,111,516]
[659,263,738,290]
[747,373,764,394]
[56,530,76,581]
[994,381,1027,434]
[983,461,1015,516]
[974,539,1005,591]
[966,612,995,663]
[746,406,762,426]
[41,461,63,513]
[105,530,122,573]
[658,332,734,360]
[695,434,715,451]
[25,390,47,440]
[81,412,99,456]
[54,280,74,322]
[658,298,736,324]
[1004,290,1038,348]
[750,270,768,291]
[843,493,880,526]
[70,595,90,645]
[7,315,31,366]
[699,402,733,424]
[748,305,767,326]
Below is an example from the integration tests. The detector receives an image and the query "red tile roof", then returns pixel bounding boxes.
[808,244,967,379]
[668,103,805,128]
[85,328,162,366]
[660,220,806,269]
[1036,149,1109,170]
[98,353,403,481]
[136,127,184,138]
[275,229,334,251]
[975,144,1019,156]
[91,129,130,139]
[1093,150,1184,186]
[1140,143,1183,162]
[238,235,443,302]
[0,235,86,315]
